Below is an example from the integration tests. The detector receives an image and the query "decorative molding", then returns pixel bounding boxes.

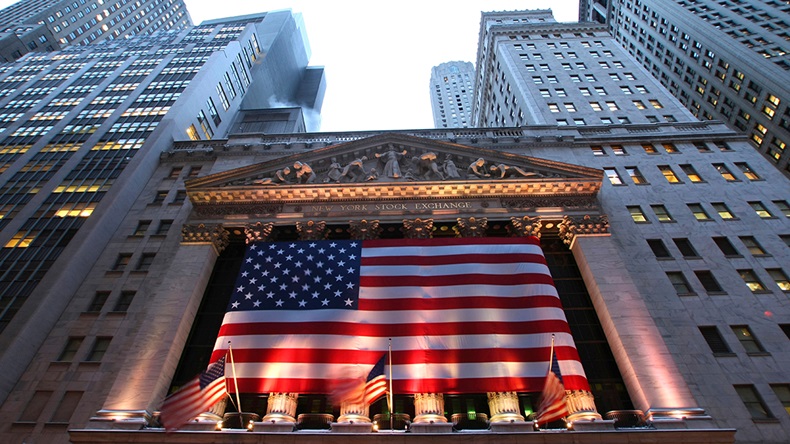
[180,223,229,255]
[296,220,328,240]
[508,215,543,238]
[454,216,488,238]
[245,222,274,243]
[194,203,283,217]
[558,215,610,246]
[500,196,598,210]
[348,219,382,240]
[403,218,433,239]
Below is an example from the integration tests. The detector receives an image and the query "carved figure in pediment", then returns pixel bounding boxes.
[375,146,407,178]
[490,163,540,179]
[443,154,461,179]
[406,152,444,180]
[467,158,490,179]
[338,156,368,182]
[253,166,292,185]
[293,161,316,183]
[325,157,342,183]
[366,168,379,181]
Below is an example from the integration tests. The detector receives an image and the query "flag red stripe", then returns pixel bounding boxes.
[362,237,541,248]
[216,319,571,338]
[359,273,556,287]
[361,253,547,266]
[359,295,563,311]
[228,375,589,395]
[217,346,582,365]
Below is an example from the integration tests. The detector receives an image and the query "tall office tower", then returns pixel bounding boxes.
[430,61,475,128]
[0,11,324,442]
[0,0,193,61]
[468,10,790,443]
[578,0,790,176]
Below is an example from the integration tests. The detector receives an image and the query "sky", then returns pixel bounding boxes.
[0,0,581,132]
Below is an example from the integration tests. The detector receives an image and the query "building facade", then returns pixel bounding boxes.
[578,0,790,175]
[0,10,324,442]
[429,61,475,128]
[0,0,193,61]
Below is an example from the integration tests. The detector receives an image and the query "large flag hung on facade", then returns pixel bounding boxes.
[211,237,589,395]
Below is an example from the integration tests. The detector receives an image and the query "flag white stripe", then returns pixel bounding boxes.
[361,243,545,257]
[216,306,567,324]
[230,361,586,380]
[358,283,559,298]
[360,262,551,276]
[213,332,577,351]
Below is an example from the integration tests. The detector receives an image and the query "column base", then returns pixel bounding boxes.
[262,412,296,423]
[570,419,615,431]
[409,422,454,433]
[87,409,152,430]
[490,421,535,433]
[331,422,374,433]
[180,413,223,431]
[253,421,295,433]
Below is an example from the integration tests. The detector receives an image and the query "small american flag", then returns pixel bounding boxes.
[536,352,568,424]
[363,353,387,405]
[160,356,226,431]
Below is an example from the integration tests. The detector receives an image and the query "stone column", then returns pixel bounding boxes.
[413,393,447,423]
[558,215,704,419]
[487,392,525,423]
[262,392,299,423]
[87,224,229,429]
[337,400,371,423]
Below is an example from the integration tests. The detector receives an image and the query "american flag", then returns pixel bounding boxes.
[363,353,388,405]
[210,237,589,395]
[536,352,568,424]
[160,356,226,431]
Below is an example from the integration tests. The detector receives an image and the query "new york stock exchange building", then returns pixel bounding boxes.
[15,111,790,443]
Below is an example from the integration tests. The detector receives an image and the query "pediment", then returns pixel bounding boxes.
[185,133,602,212]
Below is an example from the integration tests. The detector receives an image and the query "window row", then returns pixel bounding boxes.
[111,252,156,272]
[131,219,173,237]
[628,200,790,223]
[604,162,765,185]
[648,236,787,263]
[592,141,734,156]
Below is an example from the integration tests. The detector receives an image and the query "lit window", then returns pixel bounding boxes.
[688,204,712,221]
[604,168,623,185]
[767,269,790,292]
[712,203,735,220]
[651,204,673,222]
[650,100,663,109]
[713,163,737,181]
[590,102,603,111]
[627,205,648,223]
[663,143,679,153]
[606,101,619,111]
[734,162,760,180]
[642,144,658,154]
[186,124,199,140]
[681,165,703,182]
[659,165,681,183]
[749,201,773,218]
[626,167,648,184]
[633,100,647,110]
[740,236,767,256]
[739,270,767,292]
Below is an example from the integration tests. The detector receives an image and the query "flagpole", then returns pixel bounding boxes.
[388,337,393,430]
[543,334,556,429]
[228,341,243,425]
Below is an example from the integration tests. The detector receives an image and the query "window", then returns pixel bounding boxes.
[540,89,551,98]
[712,202,736,219]
[604,168,623,185]
[590,102,603,111]
[626,167,648,184]
[188,166,202,178]
[688,204,712,221]
[591,146,605,156]
[659,165,681,183]
[172,190,187,204]
[168,167,182,178]
[662,143,679,153]
[216,83,230,110]
[548,103,560,113]
[611,145,625,155]
[206,97,221,125]
[650,100,664,109]
[628,206,648,223]
[651,205,673,222]
[749,201,773,218]
[667,271,693,294]
[699,326,732,354]
[156,220,173,235]
[782,324,790,340]
[695,142,711,152]
[86,337,111,361]
[673,238,699,258]
[112,253,131,271]
[50,391,83,423]
[731,326,765,353]
[735,162,760,180]
[713,237,740,256]
[739,269,767,292]
[695,270,724,293]
[580,87,591,96]
[152,190,168,204]
[606,101,619,111]
[186,124,199,140]
[735,385,773,419]
[773,201,790,217]
[564,103,577,112]
[633,100,647,110]
[713,163,737,181]
[573,118,586,125]
[621,86,633,95]
[647,239,671,258]
[58,337,83,361]
[680,164,703,182]
[136,253,155,271]
[556,88,567,97]
[87,291,109,312]
[642,143,658,154]
[594,86,607,95]
[113,291,135,312]
[740,236,767,255]
[770,385,790,416]
[767,269,790,291]
[19,391,52,422]
[133,220,150,236]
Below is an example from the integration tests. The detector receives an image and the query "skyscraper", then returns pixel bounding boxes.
[578,0,790,175]
[430,61,474,128]
[0,0,193,61]
[0,11,324,440]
